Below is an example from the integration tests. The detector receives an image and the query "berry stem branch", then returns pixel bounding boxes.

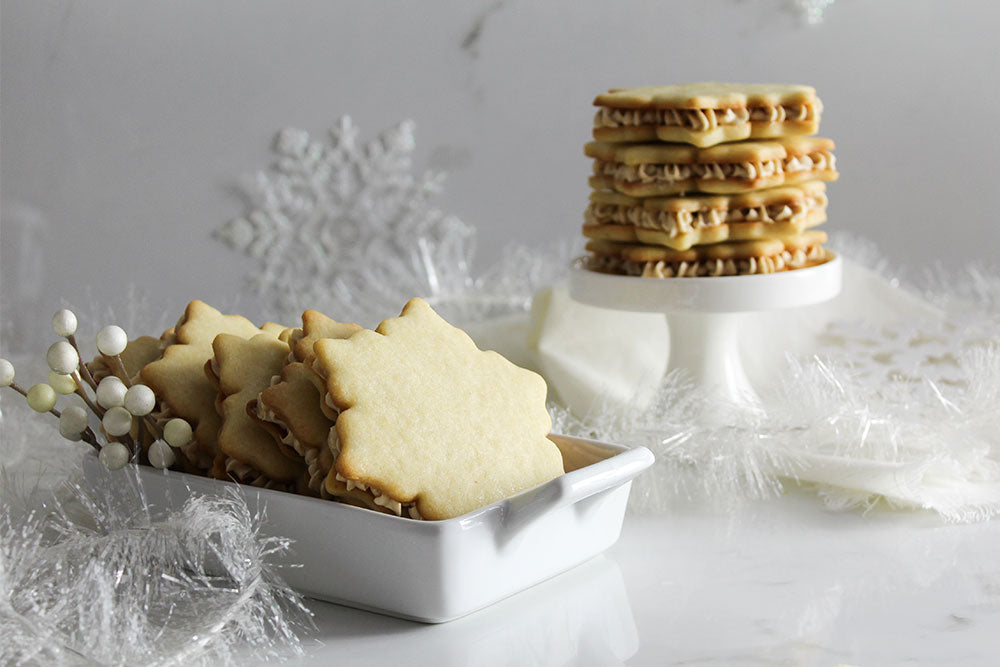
[67,334,98,390]
[71,370,104,417]
[3,383,101,452]
[104,353,132,388]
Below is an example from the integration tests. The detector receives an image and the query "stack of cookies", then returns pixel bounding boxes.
[109,299,564,521]
[582,83,838,278]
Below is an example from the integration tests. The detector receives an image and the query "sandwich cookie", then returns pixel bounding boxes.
[593,82,822,147]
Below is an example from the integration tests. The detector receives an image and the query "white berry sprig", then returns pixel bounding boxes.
[0,358,100,450]
[96,325,131,379]
[46,336,132,455]
[52,308,99,392]
[49,318,103,417]
[1,308,195,472]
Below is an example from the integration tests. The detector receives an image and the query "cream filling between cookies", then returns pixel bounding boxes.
[748,104,814,122]
[223,456,285,489]
[256,380,332,494]
[587,191,827,236]
[598,161,693,184]
[304,448,326,492]
[783,151,836,174]
[595,106,748,130]
[256,401,308,456]
[594,104,814,130]
[690,159,782,181]
[257,402,312,462]
[599,158,782,184]
[599,150,834,187]
[588,244,827,278]
[332,469,423,520]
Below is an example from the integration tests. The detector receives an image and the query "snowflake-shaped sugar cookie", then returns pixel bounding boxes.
[140,301,276,469]
[313,298,565,520]
[213,333,305,485]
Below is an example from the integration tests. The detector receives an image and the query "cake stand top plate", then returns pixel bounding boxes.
[568,254,842,314]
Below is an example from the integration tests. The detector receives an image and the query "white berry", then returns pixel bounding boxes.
[96,325,128,356]
[102,406,133,437]
[124,384,155,416]
[52,309,78,337]
[48,371,78,395]
[163,418,193,447]
[148,440,176,469]
[27,384,57,412]
[58,405,89,440]
[46,341,79,375]
[0,359,14,387]
[99,442,131,470]
[96,376,127,409]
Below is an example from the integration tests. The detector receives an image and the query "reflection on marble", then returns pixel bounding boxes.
[616,489,1000,666]
[268,488,1000,666]
[271,555,637,666]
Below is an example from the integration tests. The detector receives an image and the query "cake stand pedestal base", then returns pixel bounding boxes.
[568,256,843,408]
[662,310,759,406]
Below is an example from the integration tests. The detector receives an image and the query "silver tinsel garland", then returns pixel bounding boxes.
[0,447,310,665]
[550,339,1000,521]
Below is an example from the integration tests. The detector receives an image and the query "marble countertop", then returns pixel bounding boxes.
[271,490,1000,666]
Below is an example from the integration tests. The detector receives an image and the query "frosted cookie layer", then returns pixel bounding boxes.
[586,137,836,196]
[593,82,821,147]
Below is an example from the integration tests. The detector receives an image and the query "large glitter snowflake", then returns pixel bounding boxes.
[215,117,475,326]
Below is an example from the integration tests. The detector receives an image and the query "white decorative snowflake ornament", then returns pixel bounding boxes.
[215,117,475,325]
[792,0,834,25]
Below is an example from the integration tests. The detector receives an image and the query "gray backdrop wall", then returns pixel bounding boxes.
[3,0,999,343]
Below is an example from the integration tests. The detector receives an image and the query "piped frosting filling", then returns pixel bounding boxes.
[223,456,287,490]
[691,159,781,181]
[254,369,335,495]
[586,190,827,237]
[588,244,828,278]
[594,104,815,130]
[595,151,834,186]
[783,151,835,174]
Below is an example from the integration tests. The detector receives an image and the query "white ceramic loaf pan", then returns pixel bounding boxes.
[83,434,653,623]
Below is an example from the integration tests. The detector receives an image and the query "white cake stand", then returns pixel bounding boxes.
[568,256,843,407]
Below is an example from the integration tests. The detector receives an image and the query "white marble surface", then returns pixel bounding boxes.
[270,491,1000,666]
